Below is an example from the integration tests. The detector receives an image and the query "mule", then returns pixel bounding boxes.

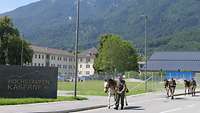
[104,79,129,108]
[104,79,117,109]
[184,80,191,95]
[164,79,170,97]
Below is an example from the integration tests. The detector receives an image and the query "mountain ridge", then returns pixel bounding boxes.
[2,0,200,52]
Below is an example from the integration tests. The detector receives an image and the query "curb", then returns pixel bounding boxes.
[172,91,200,97]
[35,105,107,113]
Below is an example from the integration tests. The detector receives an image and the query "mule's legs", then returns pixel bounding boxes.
[108,95,111,109]
[192,87,196,96]
[185,87,187,95]
[192,87,194,96]
[188,88,190,95]
[166,88,170,97]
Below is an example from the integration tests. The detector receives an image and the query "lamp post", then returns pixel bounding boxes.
[74,0,80,98]
[141,15,148,92]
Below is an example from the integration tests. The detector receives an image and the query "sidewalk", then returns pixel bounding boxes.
[0,90,187,113]
[0,96,108,113]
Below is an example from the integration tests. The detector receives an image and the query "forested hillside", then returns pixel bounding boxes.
[1,0,200,52]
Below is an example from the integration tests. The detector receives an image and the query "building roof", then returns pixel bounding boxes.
[31,45,97,58]
[141,52,200,72]
[30,45,73,56]
[149,52,200,61]
[79,47,97,58]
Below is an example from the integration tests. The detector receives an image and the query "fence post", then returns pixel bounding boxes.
[152,72,154,91]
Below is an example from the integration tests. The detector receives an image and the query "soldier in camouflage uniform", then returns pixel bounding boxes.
[114,76,126,110]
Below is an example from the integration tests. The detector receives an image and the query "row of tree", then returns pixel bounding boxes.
[0,16,33,65]
[0,16,139,75]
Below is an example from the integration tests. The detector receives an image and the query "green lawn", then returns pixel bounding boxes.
[58,80,159,96]
[0,96,87,105]
[58,80,187,96]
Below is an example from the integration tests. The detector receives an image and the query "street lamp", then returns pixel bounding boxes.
[74,0,80,98]
[141,15,148,92]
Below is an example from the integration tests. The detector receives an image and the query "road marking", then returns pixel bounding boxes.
[160,108,182,113]
[132,98,164,104]
[186,104,195,108]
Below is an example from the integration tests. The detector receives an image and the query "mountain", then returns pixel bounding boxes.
[2,0,200,52]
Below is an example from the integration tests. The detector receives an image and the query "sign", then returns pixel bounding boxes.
[165,71,193,80]
[0,65,58,98]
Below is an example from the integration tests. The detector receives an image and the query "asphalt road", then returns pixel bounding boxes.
[75,92,200,113]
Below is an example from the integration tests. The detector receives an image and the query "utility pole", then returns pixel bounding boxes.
[5,37,9,65]
[0,37,1,48]
[21,35,24,66]
[74,0,80,98]
[144,15,148,93]
[141,15,148,92]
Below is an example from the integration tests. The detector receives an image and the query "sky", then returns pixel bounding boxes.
[0,0,40,14]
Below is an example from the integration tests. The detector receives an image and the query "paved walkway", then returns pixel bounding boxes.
[0,96,108,113]
[79,92,200,113]
[0,90,190,113]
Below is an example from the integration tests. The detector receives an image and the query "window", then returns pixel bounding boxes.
[38,63,40,66]
[79,58,83,62]
[68,65,72,69]
[86,58,90,62]
[41,64,44,66]
[63,65,68,69]
[69,58,72,62]
[86,65,90,68]
[64,57,67,61]
[35,54,37,59]
[80,65,82,68]
[38,54,41,59]
[86,71,90,75]
[34,63,37,66]
[57,64,62,68]
[51,56,54,60]
[42,55,44,59]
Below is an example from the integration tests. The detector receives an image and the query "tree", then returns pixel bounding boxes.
[94,34,138,75]
[0,16,33,65]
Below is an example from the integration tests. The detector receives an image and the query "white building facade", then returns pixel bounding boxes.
[30,45,97,79]
[78,48,97,77]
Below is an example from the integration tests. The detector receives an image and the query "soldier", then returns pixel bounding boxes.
[169,78,176,99]
[191,78,197,96]
[114,76,126,110]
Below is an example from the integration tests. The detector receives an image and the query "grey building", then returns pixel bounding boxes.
[142,52,200,72]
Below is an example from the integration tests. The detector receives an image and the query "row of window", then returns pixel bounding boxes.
[79,71,90,75]
[51,56,74,62]
[34,54,92,63]
[79,64,91,68]
[79,58,91,62]
[35,54,45,59]
[51,64,75,69]
[32,63,75,69]
[33,63,45,67]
